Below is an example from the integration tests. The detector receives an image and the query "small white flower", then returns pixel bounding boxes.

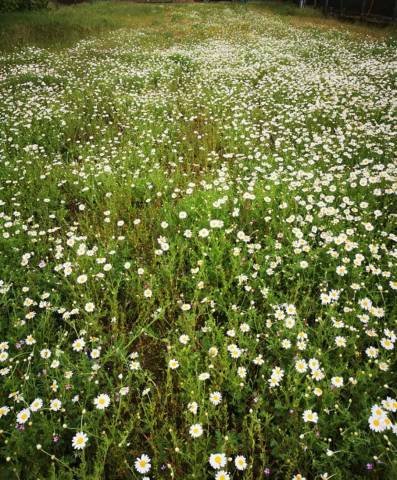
[188,401,198,414]
[209,453,227,469]
[234,455,247,471]
[209,219,224,229]
[368,415,388,432]
[331,376,344,388]
[168,359,179,370]
[198,228,209,238]
[16,408,30,424]
[76,274,87,284]
[189,423,203,438]
[84,302,95,312]
[72,338,86,352]
[30,398,43,412]
[179,334,190,345]
[0,351,8,362]
[119,387,129,396]
[215,471,230,480]
[134,454,151,474]
[94,393,110,410]
[40,349,51,359]
[72,432,88,450]
[50,399,62,411]
[209,391,222,406]
[0,406,10,417]
[302,409,318,423]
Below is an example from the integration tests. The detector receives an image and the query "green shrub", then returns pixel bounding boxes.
[56,0,87,4]
[0,0,48,12]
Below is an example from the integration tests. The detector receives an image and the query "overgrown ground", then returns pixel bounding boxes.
[0,2,396,479]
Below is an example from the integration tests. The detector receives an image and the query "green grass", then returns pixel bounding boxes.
[0,2,396,480]
[0,1,395,51]
[0,1,169,50]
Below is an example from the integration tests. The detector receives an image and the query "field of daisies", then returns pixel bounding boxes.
[0,2,396,479]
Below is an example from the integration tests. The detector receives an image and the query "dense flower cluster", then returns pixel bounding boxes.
[0,4,396,479]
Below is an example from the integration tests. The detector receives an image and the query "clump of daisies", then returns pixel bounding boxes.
[368,398,397,433]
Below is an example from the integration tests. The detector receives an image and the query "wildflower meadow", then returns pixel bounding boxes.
[0,2,396,479]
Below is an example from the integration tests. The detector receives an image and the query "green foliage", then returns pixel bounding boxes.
[56,0,89,4]
[0,2,169,51]
[0,0,48,13]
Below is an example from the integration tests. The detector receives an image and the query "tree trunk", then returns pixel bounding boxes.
[361,0,367,20]
[323,0,329,16]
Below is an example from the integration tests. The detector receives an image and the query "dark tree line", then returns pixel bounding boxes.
[297,0,396,21]
[1,0,396,22]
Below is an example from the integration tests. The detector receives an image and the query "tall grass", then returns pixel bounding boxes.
[0,2,168,50]
[0,1,395,51]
